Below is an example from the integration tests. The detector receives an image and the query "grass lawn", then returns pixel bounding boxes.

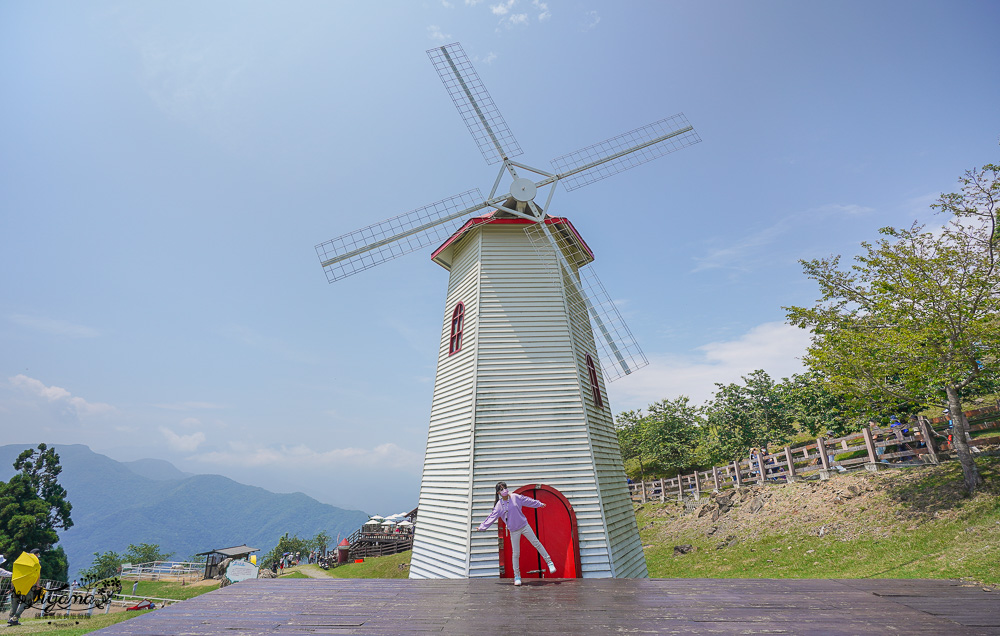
[639,455,1000,585]
[320,551,411,579]
[278,570,309,578]
[0,610,154,635]
[123,579,220,601]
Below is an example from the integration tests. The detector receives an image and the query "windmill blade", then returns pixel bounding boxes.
[427,43,523,165]
[524,220,649,382]
[551,113,701,192]
[316,189,485,283]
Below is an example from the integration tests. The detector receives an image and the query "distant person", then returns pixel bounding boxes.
[474,481,555,587]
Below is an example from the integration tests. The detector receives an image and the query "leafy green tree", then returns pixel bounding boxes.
[615,410,649,478]
[0,444,73,581]
[705,370,795,461]
[786,163,1000,494]
[779,371,922,437]
[310,531,332,555]
[640,396,704,476]
[123,543,172,565]
[80,550,124,582]
[260,533,310,568]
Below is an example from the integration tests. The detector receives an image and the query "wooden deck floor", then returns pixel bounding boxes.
[94,578,1000,635]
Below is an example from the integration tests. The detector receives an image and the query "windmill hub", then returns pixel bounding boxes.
[509,177,537,202]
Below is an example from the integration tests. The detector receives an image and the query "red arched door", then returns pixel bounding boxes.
[498,484,581,579]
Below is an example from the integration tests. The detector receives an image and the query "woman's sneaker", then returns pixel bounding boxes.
[547,562,556,574]
[514,578,522,586]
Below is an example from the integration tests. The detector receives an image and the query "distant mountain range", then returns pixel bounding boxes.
[0,444,370,580]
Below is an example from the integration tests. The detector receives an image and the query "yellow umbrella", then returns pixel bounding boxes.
[11,551,41,596]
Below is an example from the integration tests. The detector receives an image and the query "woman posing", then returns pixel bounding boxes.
[475,482,556,586]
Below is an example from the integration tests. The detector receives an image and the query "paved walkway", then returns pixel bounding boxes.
[94,578,1000,635]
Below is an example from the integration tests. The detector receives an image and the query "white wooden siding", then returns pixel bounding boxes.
[409,231,481,579]
[410,222,646,579]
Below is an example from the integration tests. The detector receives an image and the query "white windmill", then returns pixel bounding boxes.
[315,43,700,580]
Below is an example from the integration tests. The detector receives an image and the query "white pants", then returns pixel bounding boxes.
[509,524,551,579]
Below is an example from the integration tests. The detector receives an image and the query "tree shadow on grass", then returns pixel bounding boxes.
[882,454,1000,516]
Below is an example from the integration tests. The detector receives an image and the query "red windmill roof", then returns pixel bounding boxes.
[431,211,594,270]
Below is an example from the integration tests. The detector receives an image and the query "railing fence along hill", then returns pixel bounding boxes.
[119,560,203,583]
[628,403,1000,504]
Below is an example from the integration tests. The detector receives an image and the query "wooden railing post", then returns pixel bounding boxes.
[919,416,940,464]
[783,446,797,482]
[660,478,666,503]
[817,438,831,480]
[755,452,766,484]
[692,472,701,500]
[676,475,684,501]
[862,426,879,471]
[712,466,721,492]
[640,480,647,504]
[732,461,743,487]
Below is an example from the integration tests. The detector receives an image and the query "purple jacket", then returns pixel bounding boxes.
[478,493,544,532]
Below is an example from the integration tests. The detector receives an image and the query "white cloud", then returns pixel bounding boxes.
[581,10,601,32]
[465,0,483,4]
[441,0,454,7]
[480,52,498,65]
[427,25,451,42]
[190,441,421,470]
[533,0,550,20]
[607,321,810,410]
[491,0,515,15]
[508,13,528,25]
[9,374,115,417]
[160,427,207,452]
[9,314,99,338]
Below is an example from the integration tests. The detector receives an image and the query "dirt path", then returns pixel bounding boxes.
[289,564,335,578]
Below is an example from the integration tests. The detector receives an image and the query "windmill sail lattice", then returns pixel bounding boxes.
[523,222,648,382]
[551,114,701,191]
[316,189,484,282]
[427,44,523,165]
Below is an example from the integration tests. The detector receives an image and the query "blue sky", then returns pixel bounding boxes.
[1,1,997,515]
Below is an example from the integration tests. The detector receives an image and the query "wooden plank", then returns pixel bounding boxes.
[91,578,1000,635]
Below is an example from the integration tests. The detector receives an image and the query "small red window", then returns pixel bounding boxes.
[586,354,603,408]
[449,302,465,355]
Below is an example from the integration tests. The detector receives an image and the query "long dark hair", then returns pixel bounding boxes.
[493,481,507,506]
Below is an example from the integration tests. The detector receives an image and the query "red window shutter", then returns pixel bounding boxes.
[449,303,465,355]
[586,354,603,408]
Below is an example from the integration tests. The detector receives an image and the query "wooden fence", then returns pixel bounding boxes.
[628,405,1000,504]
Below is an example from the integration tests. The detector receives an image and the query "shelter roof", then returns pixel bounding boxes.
[195,544,260,557]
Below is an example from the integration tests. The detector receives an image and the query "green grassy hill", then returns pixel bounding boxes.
[636,454,1000,585]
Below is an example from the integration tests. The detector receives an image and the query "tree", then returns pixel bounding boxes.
[639,397,704,476]
[615,410,649,478]
[0,444,73,581]
[780,371,923,438]
[260,533,311,569]
[310,531,332,556]
[705,370,795,462]
[786,164,1000,494]
[123,543,172,564]
[80,550,124,582]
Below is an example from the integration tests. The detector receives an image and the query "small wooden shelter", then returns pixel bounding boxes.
[195,544,260,580]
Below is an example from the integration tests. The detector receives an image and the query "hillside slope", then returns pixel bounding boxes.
[0,444,370,579]
[637,454,1000,585]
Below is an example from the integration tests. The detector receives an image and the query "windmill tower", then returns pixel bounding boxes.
[315,43,700,579]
